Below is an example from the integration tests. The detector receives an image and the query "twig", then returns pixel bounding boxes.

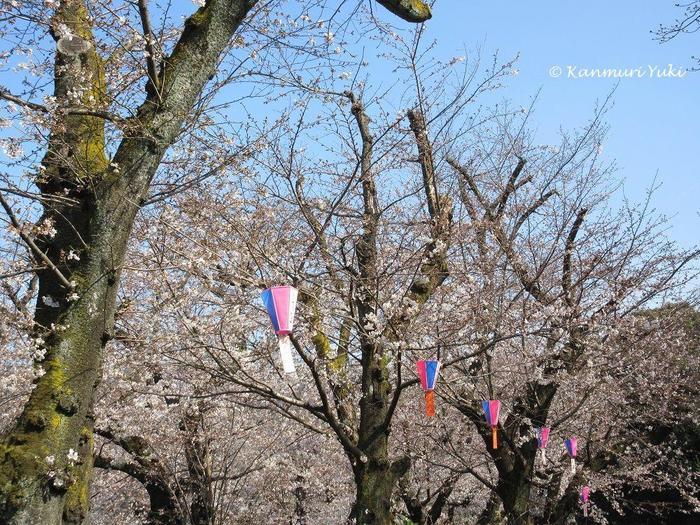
[136,0,162,97]
[0,191,73,289]
[0,87,123,124]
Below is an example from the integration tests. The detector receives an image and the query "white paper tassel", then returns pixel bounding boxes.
[278,335,296,374]
[540,449,546,464]
[583,502,588,517]
[570,458,576,473]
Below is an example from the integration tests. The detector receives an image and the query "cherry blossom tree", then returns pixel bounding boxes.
[0,1,432,523]
[1,2,698,525]
[118,42,698,523]
[436,104,699,523]
[96,24,519,522]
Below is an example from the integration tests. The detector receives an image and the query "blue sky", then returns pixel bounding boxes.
[1,1,697,248]
[415,1,698,248]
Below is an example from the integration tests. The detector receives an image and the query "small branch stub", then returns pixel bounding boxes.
[57,36,92,56]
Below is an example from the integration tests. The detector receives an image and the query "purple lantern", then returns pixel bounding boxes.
[565,437,577,473]
[581,486,590,516]
[416,360,440,417]
[261,286,298,374]
[481,400,501,449]
[536,427,551,463]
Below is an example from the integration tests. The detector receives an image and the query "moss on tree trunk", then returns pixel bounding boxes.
[352,462,397,525]
[350,431,410,525]
[0,1,257,523]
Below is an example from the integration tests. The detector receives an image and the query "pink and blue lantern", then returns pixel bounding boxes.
[481,400,501,449]
[261,285,298,374]
[416,360,440,417]
[565,436,577,473]
[580,486,590,516]
[536,427,551,463]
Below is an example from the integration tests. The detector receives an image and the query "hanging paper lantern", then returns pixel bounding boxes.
[565,436,577,473]
[261,285,298,374]
[481,400,501,449]
[581,486,590,517]
[416,360,440,417]
[536,427,551,463]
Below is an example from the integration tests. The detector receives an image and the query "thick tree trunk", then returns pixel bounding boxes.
[0,1,256,523]
[476,474,535,525]
[477,492,504,525]
[399,475,455,525]
[341,99,450,525]
[144,482,184,525]
[351,463,393,525]
[496,471,535,525]
[351,445,409,525]
[0,212,137,524]
[0,2,123,522]
[494,385,556,525]
[346,93,409,525]
[351,314,403,525]
[181,409,214,525]
[457,379,557,525]
[350,345,411,524]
